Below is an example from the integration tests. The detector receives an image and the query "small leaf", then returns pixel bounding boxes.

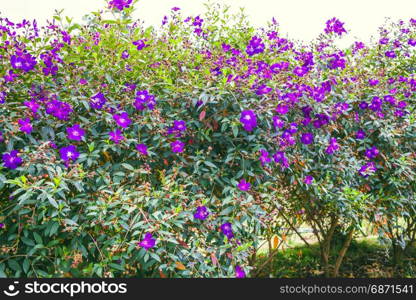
[175,262,186,270]
[210,253,218,266]
[159,270,167,278]
[272,235,279,250]
[199,110,206,121]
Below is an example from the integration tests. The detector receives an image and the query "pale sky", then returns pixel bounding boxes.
[0,0,415,48]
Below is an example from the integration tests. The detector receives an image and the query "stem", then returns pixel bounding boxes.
[333,228,354,277]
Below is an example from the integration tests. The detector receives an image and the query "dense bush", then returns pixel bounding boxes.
[0,0,415,277]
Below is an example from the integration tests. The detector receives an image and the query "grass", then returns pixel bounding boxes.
[256,237,416,278]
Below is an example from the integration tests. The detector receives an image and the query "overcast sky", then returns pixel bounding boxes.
[1,0,415,47]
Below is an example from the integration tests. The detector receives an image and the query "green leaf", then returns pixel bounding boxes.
[8,259,22,272]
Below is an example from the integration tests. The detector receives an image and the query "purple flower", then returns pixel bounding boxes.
[2,150,23,169]
[408,38,416,46]
[379,37,389,45]
[0,91,6,104]
[300,132,314,145]
[358,101,368,110]
[368,79,379,86]
[109,129,124,144]
[235,266,246,278]
[240,110,257,132]
[327,53,346,70]
[237,179,251,191]
[259,149,272,166]
[18,118,33,134]
[325,138,340,154]
[304,175,313,185]
[113,112,131,128]
[359,162,377,177]
[272,116,285,129]
[0,223,4,229]
[397,101,407,109]
[384,95,396,105]
[385,51,396,58]
[288,123,298,134]
[121,50,129,59]
[194,206,209,220]
[10,53,37,72]
[353,41,365,53]
[256,84,272,95]
[136,143,148,156]
[356,129,366,140]
[90,92,107,110]
[220,222,234,239]
[173,120,187,132]
[138,233,156,250]
[79,78,87,85]
[109,0,132,11]
[246,36,265,56]
[303,106,313,118]
[365,146,379,159]
[334,102,349,114]
[324,18,347,36]
[44,100,73,121]
[66,124,85,141]
[4,70,18,82]
[276,104,289,115]
[23,100,40,113]
[59,145,80,162]
[171,140,185,153]
[134,90,156,110]
[273,151,285,163]
[193,16,204,27]
[61,31,71,44]
[133,39,147,51]
[222,43,231,52]
[293,66,309,77]
[395,110,405,117]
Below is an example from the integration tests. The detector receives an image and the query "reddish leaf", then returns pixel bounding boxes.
[210,253,218,265]
[199,110,206,121]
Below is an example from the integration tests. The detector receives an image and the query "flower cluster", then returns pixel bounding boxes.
[18,118,33,134]
[246,36,265,56]
[2,150,23,169]
[134,90,156,110]
[133,39,148,51]
[90,92,107,110]
[325,138,340,154]
[10,52,37,72]
[45,100,73,121]
[324,17,347,36]
[109,0,133,11]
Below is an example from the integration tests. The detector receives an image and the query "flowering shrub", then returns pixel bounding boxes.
[0,0,415,277]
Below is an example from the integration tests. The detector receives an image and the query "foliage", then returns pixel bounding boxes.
[0,0,415,277]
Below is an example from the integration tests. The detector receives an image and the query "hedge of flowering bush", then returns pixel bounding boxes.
[0,0,415,278]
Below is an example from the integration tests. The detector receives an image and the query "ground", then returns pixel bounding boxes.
[256,237,416,278]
